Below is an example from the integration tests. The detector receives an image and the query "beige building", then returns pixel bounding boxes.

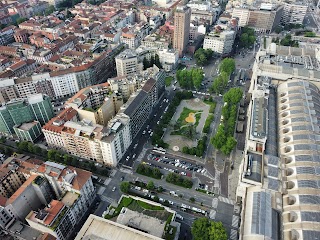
[282,2,307,25]
[0,167,26,198]
[231,8,250,27]
[115,49,143,77]
[173,6,191,57]
[65,83,123,126]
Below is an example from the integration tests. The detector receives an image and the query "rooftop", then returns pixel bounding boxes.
[15,121,39,131]
[75,214,163,240]
[117,208,166,238]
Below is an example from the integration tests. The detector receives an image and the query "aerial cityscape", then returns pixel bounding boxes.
[0,0,319,239]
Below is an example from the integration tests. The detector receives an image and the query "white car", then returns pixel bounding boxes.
[126,156,130,161]
[132,154,136,159]
[150,132,153,137]
[180,172,187,176]
[112,187,116,192]
[142,130,146,135]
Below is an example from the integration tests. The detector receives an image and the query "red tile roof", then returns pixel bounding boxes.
[44,200,64,225]
[42,108,78,133]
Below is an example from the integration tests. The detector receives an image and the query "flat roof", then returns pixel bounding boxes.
[61,191,79,207]
[251,97,267,139]
[75,214,163,240]
[16,121,39,131]
[117,208,166,238]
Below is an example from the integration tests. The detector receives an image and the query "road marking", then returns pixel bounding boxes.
[232,215,239,228]
[218,196,234,205]
[230,229,238,240]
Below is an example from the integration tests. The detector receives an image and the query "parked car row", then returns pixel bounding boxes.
[148,154,205,173]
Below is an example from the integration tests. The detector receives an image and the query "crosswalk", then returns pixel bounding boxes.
[218,196,234,205]
[232,215,239,228]
[230,229,238,240]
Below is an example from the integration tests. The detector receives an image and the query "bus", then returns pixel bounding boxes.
[152,147,166,155]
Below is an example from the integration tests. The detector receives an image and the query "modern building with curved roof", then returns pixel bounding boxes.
[278,79,320,240]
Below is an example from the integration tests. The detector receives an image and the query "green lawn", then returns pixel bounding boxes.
[165,76,174,87]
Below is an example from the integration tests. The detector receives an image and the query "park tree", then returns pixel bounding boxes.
[210,72,229,94]
[147,181,155,190]
[219,58,235,75]
[223,87,243,104]
[120,181,130,193]
[191,218,227,240]
[221,137,237,155]
[211,125,227,149]
[239,27,256,48]
[194,48,213,66]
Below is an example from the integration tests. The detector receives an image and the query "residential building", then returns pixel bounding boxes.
[65,83,123,126]
[247,4,283,33]
[43,71,164,166]
[115,49,143,77]
[173,6,191,57]
[141,33,170,50]
[232,8,250,27]
[13,121,42,143]
[190,10,216,25]
[76,195,179,240]
[0,159,95,240]
[0,94,54,137]
[0,166,26,198]
[203,30,235,55]
[158,48,179,72]
[282,2,307,25]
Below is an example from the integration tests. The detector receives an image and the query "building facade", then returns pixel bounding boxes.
[115,49,143,77]
[173,6,191,57]
[282,2,307,25]
[0,94,54,137]
[203,30,235,55]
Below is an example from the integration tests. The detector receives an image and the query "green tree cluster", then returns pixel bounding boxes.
[58,0,82,9]
[211,88,243,155]
[182,136,207,157]
[210,58,235,94]
[120,181,130,193]
[191,218,227,240]
[176,68,204,90]
[152,91,193,147]
[203,114,214,134]
[166,172,193,188]
[304,31,316,37]
[16,141,47,156]
[136,164,162,179]
[0,145,13,156]
[194,48,213,66]
[239,27,256,48]
[210,72,229,94]
[276,34,299,47]
[143,54,162,70]
[16,17,27,25]
[219,58,235,76]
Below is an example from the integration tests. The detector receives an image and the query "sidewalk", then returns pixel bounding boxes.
[227,150,243,201]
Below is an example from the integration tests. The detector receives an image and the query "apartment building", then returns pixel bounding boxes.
[173,6,191,57]
[43,70,164,166]
[158,48,179,71]
[0,94,54,139]
[0,166,26,198]
[190,10,216,25]
[141,33,170,50]
[232,8,250,27]
[0,45,123,102]
[65,83,123,126]
[115,49,143,77]
[282,2,307,25]
[0,158,95,240]
[203,30,235,55]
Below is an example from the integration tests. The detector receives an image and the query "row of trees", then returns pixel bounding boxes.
[14,141,109,176]
[136,164,162,179]
[273,34,299,47]
[152,91,193,147]
[182,136,207,157]
[194,48,213,66]
[166,172,193,188]
[239,27,256,48]
[143,54,162,70]
[211,88,243,155]
[210,58,235,94]
[176,68,204,90]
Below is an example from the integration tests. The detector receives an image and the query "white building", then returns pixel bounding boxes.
[152,0,170,7]
[203,30,235,55]
[158,48,179,72]
[232,8,249,27]
[187,1,212,11]
[282,2,307,25]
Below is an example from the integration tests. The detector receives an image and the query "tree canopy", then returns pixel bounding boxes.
[239,27,256,48]
[194,48,213,66]
[191,218,227,240]
[120,182,130,193]
[219,58,235,76]
[176,68,204,90]
[210,71,229,94]
[223,87,243,104]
